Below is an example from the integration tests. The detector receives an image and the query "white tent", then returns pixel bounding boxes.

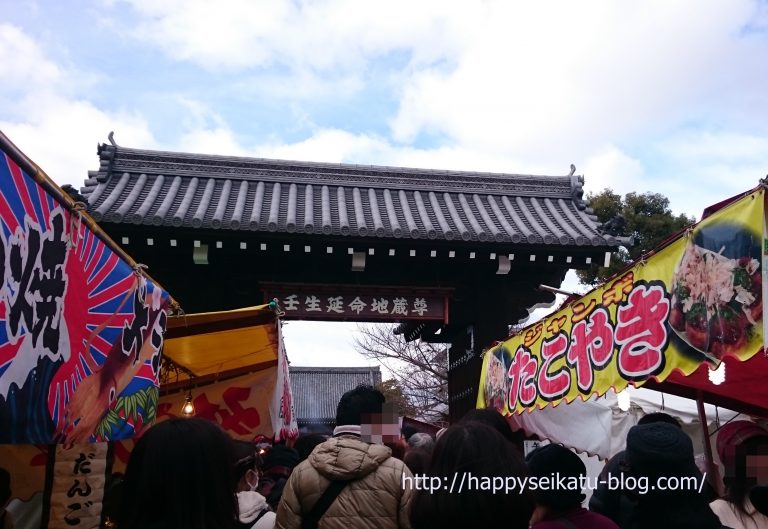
[509,387,743,461]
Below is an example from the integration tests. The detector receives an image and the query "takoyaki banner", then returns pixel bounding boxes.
[478,188,766,415]
[0,133,171,443]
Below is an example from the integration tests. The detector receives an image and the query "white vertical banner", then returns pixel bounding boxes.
[270,323,298,441]
[48,443,108,529]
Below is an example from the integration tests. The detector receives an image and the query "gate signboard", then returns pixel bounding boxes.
[263,283,449,322]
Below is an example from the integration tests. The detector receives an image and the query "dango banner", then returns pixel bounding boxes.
[478,188,766,415]
[0,132,171,444]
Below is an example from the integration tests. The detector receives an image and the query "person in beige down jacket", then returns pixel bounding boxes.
[275,385,413,529]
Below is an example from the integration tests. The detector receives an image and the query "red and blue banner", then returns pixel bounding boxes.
[0,133,170,444]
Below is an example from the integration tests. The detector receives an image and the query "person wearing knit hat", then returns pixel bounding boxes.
[233,440,275,529]
[710,420,768,529]
[716,421,768,475]
[262,445,300,472]
[624,422,727,529]
[625,421,701,481]
[589,412,688,527]
[526,444,618,529]
[256,445,300,512]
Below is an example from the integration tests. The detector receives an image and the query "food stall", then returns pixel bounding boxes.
[477,183,768,487]
[0,131,297,528]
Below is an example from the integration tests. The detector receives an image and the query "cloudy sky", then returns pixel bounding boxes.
[2,0,767,369]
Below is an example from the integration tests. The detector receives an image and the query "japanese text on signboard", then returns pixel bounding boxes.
[270,290,445,321]
[478,188,766,415]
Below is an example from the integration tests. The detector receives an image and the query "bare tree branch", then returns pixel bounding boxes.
[354,323,448,424]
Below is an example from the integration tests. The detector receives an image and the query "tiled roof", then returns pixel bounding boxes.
[289,366,382,423]
[81,144,619,246]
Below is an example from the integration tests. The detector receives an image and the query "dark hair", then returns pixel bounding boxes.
[257,445,300,511]
[232,440,262,485]
[121,418,239,529]
[526,444,586,511]
[724,435,768,525]
[410,423,533,529]
[638,412,681,427]
[460,408,525,453]
[402,425,418,441]
[293,434,327,461]
[403,448,431,475]
[262,445,299,471]
[335,384,385,426]
[0,467,10,505]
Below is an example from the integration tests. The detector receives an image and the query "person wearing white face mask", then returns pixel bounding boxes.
[234,441,276,529]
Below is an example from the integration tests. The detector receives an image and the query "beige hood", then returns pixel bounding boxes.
[309,436,392,481]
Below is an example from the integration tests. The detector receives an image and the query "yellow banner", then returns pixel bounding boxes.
[478,188,765,414]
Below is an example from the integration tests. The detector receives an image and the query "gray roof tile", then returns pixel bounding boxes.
[81,144,620,247]
[289,366,383,423]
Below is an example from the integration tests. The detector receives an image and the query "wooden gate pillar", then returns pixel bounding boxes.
[448,297,509,422]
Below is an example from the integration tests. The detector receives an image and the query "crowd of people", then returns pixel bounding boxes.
[112,384,768,529]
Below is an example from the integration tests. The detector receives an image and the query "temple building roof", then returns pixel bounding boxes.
[289,366,382,425]
[81,143,621,248]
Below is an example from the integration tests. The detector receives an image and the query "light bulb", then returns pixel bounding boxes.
[181,392,195,416]
[617,389,631,412]
[708,362,725,385]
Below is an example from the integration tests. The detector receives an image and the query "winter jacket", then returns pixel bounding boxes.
[238,491,276,529]
[274,433,413,529]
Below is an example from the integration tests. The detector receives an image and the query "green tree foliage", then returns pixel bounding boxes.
[577,189,695,285]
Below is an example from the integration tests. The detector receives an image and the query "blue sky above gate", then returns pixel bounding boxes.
[2,0,768,368]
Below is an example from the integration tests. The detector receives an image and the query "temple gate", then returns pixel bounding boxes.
[80,141,623,420]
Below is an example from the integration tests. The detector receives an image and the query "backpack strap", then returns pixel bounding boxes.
[300,480,350,529]
[253,509,269,524]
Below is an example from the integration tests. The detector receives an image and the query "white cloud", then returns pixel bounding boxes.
[650,130,768,218]
[111,1,768,217]
[1,97,155,188]
[658,131,768,166]
[106,1,768,167]
[581,146,646,197]
[231,71,365,101]
[254,129,391,163]
[0,24,62,100]
[183,121,571,179]
[116,0,463,72]
[0,23,156,188]
[177,126,250,157]
[391,0,765,158]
